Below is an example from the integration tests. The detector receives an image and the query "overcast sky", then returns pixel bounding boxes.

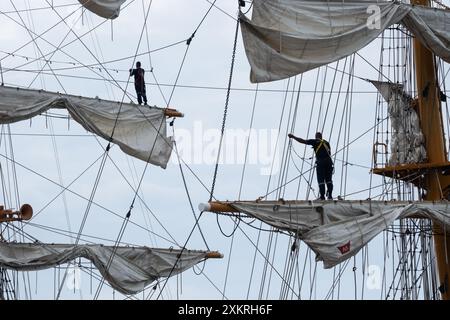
[0,0,449,300]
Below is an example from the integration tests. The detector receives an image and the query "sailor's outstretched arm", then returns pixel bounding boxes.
[288,133,306,144]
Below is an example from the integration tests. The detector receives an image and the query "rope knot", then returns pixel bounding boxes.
[186,33,195,46]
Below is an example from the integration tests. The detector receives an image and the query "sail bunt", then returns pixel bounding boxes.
[0,86,173,169]
[0,243,209,295]
[241,0,450,83]
[203,200,450,268]
[78,0,126,19]
[371,81,427,165]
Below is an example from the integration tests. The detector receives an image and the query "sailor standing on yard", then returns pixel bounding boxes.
[288,132,334,200]
[129,61,148,105]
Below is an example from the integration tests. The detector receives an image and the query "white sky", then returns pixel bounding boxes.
[0,0,449,300]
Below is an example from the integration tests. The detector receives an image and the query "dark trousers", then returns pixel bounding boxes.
[135,85,147,105]
[316,159,333,199]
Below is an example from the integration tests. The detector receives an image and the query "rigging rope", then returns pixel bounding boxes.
[246,77,291,298]
[6,0,194,299]
[1,2,78,15]
[97,7,202,299]
[144,0,230,299]
[173,136,210,249]
[0,3,87,62]
[208,12,240,202]
[204,0,237,21]
[0,61,4,86]
[222,83,260,298]
[9,0,66,93]
[91,0,177,298]
[0,39,186,74]
[0,151,178,245]
[1,0,139,102]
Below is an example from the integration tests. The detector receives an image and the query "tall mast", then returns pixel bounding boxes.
[411,0,450,300]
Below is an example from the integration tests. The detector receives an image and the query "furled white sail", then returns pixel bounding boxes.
[0,86,173,169]
[371,81,427,165]
[0,243,208,295]
[78,0,126,19]
[241,0,450,83]
[230,201,450,268]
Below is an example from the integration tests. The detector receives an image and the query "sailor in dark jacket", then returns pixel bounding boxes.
[129,61,148,105]
[288,132,334,200]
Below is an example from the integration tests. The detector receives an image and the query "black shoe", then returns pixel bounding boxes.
[144,102,148,106]
[327,196,333,200]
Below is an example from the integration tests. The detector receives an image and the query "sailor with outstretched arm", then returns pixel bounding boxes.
[288,132,334,200]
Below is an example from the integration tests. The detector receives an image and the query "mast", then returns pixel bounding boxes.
[411,0,450,300]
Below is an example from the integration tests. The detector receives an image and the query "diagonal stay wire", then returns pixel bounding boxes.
[204,0,237,21]
[29,152,105,222]
[0,151,177,245]
[192,264,229,300]
[92,138,179,246]
[93,213,130,299]
[8,0,66,93]
[155,211,206,300]
[26,7,86,89]
[193,0,219,37]
[0,1,86,62]
[26,222,139,247]
[55,152,117,299]
[236,223,300,299]
[173,136,210,250]
[1,2,79,15]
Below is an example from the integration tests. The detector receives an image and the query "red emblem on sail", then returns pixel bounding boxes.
[338,241,351,254]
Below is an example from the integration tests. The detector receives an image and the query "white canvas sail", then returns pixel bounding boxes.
[401,5,450,63]
[0,86,173,169]
[223,201,450,268]
[0,243,208,295]
[241,0,450,83]
[78,0,126,19]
